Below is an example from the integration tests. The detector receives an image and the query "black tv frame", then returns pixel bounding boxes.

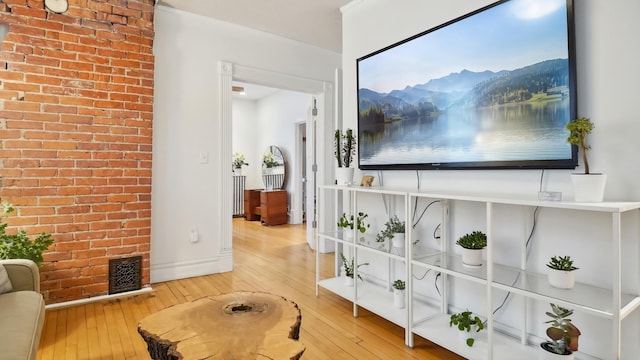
[356,0,578,171]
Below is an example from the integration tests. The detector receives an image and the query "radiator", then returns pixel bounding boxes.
[233,175,246,217]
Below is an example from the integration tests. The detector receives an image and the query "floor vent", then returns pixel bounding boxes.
[108,256,142,295]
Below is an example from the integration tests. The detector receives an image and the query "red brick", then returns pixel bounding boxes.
[1,0,154,305]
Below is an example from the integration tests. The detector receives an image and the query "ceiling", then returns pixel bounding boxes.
[156,0,352,54]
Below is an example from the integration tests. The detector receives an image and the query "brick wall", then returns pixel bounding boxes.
[0,0,154,303]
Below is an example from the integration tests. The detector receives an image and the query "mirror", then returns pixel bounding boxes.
[262,145,285,190]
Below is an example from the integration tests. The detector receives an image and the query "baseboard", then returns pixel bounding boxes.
[45,287,153,310]
[150,253,233,283]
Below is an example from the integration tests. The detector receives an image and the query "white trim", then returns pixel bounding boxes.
[151,255,233,283]
[223,62,334,249]
[45,287,153,310]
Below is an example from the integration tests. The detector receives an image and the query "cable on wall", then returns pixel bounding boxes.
[490,206,541,317]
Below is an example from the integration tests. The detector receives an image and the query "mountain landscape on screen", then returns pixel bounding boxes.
[359,58,568,128]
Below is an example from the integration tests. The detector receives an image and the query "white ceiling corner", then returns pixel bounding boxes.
[156,0,352,54]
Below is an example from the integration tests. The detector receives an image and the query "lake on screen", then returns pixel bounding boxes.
[359,100,572,166]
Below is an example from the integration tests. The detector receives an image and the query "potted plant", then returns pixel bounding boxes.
[376,215,406,249]
[541,303,581,358]
[449,310,485,347]
[232,152,248,175]
[392,279,406,309]
[340,252,369,287]
[566,117,606,202]
[0,202,54,267]
[334,128,356,185]
[455,231,487,267]
[337,212,370,239]
[547,256,579,289]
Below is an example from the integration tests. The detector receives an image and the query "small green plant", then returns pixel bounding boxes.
[566,117,594,174]
[542,303,581,355]
[334,128,356,168]
[337,212,370,234]
[392,279,405,290]
[449,310,485,347]
[455,231,487,249]
[546,256,578,271]
[232,152,248,169]
[339,252,369,281]
[375,215,405,242]
[0,202,54,267]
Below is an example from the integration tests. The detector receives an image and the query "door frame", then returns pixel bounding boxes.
[219,61,335,253]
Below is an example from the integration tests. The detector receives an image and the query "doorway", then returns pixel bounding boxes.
[220,61,335,253]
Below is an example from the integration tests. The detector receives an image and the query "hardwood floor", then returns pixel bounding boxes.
[37,218,463,359]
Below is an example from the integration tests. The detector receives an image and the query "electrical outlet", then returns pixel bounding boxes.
[538,191,562,201]
[189,228,199,243]
[198,151,209,164]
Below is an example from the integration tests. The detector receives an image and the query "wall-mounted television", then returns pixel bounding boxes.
[357,0,577,170]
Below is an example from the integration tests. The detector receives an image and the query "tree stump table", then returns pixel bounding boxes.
[138,291,305,360]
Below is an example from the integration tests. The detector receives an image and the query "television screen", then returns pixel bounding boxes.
[357,0,577,170]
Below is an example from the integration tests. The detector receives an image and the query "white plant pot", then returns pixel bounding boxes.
[461,248,484,267]
[393,288,405,308]
[458,324,481,345]
[343,229,354,240]
[234,167,243,176]
[540,342,574,359]
[548,269,576,289]
[344,275,354,287]
[571,173,606,202]
[336,167,354,185]
[391,233,405,248]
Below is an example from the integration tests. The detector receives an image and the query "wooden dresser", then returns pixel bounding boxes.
[244,189,262,221]
[260,190,287,226]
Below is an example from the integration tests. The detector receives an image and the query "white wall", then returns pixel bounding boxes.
[342,0,640,358]
[233,90,312,210]
[151,6,340,282]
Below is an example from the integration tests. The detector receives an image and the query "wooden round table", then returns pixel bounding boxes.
[138,291,305,359]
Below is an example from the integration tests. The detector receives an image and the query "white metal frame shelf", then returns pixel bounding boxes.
[315,184,640,360]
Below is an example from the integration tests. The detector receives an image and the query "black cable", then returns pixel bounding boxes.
[413,268,432,280]
[412,200,440,229]
[433,223,441,239]
[492,206,540,317]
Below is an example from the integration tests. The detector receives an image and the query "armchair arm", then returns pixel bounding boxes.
[0,259,40,292]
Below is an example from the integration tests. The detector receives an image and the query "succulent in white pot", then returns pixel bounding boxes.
[456,231,487,267]
[392,279,405,309]
[546,256,578,289]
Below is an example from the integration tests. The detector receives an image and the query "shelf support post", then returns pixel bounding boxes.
[612,211,622,359]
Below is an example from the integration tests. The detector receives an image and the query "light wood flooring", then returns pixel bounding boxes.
[36,218,463,359]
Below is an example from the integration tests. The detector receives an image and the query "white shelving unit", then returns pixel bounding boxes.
[315,184,640,360]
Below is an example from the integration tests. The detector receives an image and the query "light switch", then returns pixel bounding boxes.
[189,228,199,243]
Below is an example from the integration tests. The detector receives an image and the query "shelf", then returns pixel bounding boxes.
[412,251,489,285]
[410,189,640,213]
[318,277,356,301]
[317,184,640,359]
[492,264,637,319]
[318,277,437,329]
[412,314,539,360]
